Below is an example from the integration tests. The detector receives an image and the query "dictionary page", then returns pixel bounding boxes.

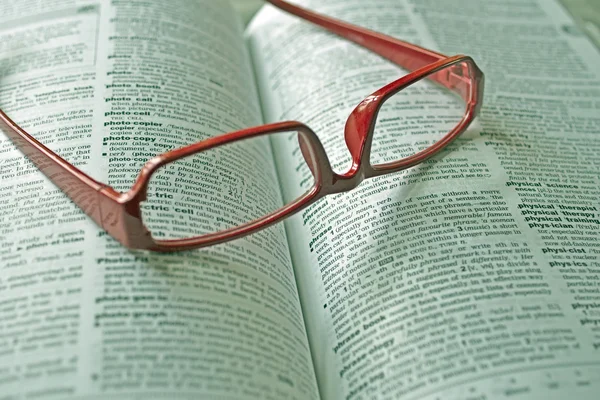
[247,0,600,399]
[0,0,318,399]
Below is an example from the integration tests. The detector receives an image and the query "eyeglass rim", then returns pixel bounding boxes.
[123,55,483,251]
[346,55,484,177]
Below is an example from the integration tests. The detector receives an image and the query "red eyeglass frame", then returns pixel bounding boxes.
[0,0,484,252]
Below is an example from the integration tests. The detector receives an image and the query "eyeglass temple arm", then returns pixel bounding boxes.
[265,0,447,72]
[265,1,473,105]
[0,109,109,227]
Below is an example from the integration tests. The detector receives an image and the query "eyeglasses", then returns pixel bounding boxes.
[0,0,484,252]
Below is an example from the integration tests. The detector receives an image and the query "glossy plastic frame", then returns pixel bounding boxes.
[0,0,484,252]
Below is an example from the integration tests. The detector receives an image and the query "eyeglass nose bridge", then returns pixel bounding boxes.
[328,91,387,194]
[343,94,380,170]
[314,92,390,196]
